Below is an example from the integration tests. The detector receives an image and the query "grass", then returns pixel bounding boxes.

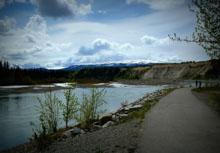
[192,87,220,93]
[192,87,220,103]
[192,87,220,114]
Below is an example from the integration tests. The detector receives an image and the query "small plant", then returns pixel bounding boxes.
[30,88,61,150]
[121,100,128,107]
[29,118,50,150]
[75,88,107,124]
[36,89,60,133]
[59,85,79,128]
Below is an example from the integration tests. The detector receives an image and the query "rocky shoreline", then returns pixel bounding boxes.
[62,89,165,137]
[1,89,168,153]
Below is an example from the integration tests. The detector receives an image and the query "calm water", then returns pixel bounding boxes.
[0,84,166,150]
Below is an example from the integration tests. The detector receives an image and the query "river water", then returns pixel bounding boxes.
[0,83,167,151]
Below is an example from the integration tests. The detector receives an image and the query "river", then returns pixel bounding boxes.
[0,83,168,151]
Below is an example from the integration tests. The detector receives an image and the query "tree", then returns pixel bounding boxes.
[75,88,107,124]
[36,88,60,133]
[59,85,79,128]
[168,0,220,59]
[30,88,61,150]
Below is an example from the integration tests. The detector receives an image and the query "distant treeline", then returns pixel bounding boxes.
[0,61,69,85]
[0,61,148,85]
[72,67,148,83]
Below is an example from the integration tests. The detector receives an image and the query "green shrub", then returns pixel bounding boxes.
[59,86,79,128]
[75,88,107,124]
[30,88,60,150]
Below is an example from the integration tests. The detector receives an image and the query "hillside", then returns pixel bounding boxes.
[141,60,219,80]
[72,60,220,83]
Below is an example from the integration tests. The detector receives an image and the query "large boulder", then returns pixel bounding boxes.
[62,129,72,138]
[119,114,128,119]
[70,127,85,136]
[102,121,114,128]
[124,104,143,113]
[99,113,113,125]
[112,114,120,122]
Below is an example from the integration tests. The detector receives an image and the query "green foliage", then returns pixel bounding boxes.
[0,60,69,85]
[205,59,220,79]
[29,120,51,150]
[72,66,150,83]
[169,0,220,59]
[73,67,121,83]
[30,88,61,150]
[36,89,60,133]
[75,88,107,124]
[59,86,79,128]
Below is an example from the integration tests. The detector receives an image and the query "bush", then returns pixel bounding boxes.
[30,88,60,150]
[75,88,107,124]
[59,86,79,128]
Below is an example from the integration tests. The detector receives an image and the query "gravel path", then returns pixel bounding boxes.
[43,119,142,153]
[137,88,220,153]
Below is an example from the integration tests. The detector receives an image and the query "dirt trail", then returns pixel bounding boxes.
[138,88,220,153]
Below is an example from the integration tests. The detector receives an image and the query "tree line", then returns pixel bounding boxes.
[0,61,69,85]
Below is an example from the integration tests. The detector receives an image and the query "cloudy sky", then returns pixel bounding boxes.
[0,0,209,69]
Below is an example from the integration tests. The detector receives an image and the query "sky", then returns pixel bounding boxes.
[0,0,210,69]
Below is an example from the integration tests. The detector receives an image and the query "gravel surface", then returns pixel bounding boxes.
[43,119,142,153]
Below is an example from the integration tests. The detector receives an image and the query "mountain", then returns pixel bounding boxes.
[61,60,159,71]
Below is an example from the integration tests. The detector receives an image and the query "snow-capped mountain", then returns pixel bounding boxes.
[61,60,159,71]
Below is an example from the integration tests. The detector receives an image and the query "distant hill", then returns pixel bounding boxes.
[141,60,220,80]
[61,60,157,71]
[72,60,220,83]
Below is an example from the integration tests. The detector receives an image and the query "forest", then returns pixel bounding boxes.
[0,61,69,85]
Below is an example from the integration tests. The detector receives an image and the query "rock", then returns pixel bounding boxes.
[62,129,72,138]
[92,122,102,130]
[123,104,143,113]
[119,114,128,119]
[62,127,85,138]
[99,113,113,125]
[70,127,85,136]
[102,121,114,128]
[112,114,120,122]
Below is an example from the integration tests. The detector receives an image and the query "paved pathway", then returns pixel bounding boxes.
[138,88,220,153]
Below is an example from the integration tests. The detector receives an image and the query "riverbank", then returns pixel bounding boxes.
[0,80,172,95]
[0,88,174,153]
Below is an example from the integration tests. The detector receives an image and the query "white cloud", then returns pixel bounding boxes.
[141,35,169,45]
[126,0,186,10]
[0,15,72,68]
[78,3,93,15]
[77,38,135,56]
[0,16,16,35]
[25,15,47,33]
[98,10,107,14]
[119,43,134,50]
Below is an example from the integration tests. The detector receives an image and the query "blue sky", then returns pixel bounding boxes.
[0,0,209,69]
